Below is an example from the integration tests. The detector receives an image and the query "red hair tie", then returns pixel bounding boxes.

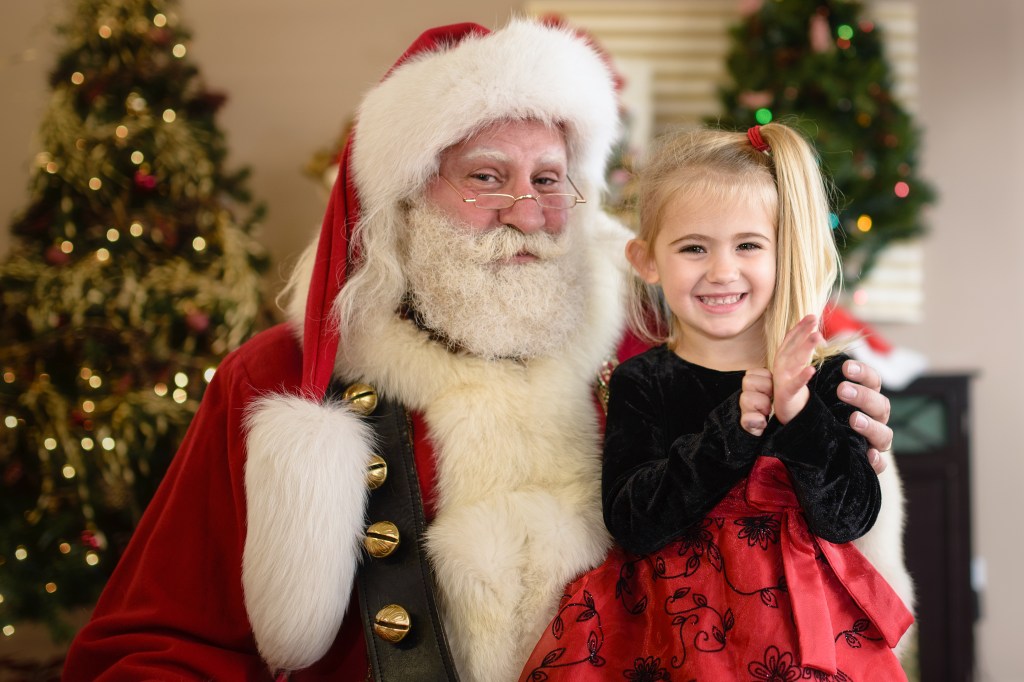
[747,125,771,154]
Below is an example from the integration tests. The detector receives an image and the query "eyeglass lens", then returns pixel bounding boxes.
[473,194,577,210]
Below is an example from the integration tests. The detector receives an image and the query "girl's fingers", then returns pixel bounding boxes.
[775,317,822,379]
[741,416,767,437]
[742,368,773,397]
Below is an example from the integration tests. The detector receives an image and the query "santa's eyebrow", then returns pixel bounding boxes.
[459,149,566,172]
[462,148,511,164]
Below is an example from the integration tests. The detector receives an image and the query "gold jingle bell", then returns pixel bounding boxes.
[366,454,387,490]
[364,520,400,558]
[373,604,411,643]
[342,382,378,416]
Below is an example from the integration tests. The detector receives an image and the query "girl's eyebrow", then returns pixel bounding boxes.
[667,233,709,246]
[667,232,770,247]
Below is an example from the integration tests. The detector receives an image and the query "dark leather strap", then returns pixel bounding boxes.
[330,382,460,682]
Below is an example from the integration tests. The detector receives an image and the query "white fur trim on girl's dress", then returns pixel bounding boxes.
[241,394,375,672]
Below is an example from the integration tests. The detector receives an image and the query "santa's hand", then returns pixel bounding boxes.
[740,368,773,436]
[772,315,822,424]
[839,359,892,474]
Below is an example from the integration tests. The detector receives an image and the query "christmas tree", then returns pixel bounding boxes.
[0,0,271,640]
[714,0,935,284]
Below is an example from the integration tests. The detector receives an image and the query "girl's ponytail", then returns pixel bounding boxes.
[756,122,841,369]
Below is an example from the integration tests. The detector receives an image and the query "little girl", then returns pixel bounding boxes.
[519,123,913,681]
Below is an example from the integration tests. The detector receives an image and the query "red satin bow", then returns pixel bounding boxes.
[745,458,913,675]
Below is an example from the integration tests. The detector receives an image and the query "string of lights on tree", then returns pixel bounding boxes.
[0,0,271,641]
[713,0,935,287]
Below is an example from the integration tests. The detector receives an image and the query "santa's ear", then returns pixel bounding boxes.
[625,239,659,285]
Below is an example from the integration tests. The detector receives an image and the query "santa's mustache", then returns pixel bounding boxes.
[463,224,572,264]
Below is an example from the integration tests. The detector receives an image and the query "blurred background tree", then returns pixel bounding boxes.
[713,0,935,285]
[0,0,272,641]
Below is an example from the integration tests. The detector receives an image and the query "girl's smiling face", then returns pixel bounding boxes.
[628,192,777,370]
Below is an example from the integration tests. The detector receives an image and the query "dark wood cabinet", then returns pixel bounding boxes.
[886,374,976,682]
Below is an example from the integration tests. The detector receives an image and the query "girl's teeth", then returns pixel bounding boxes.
[700,294,742,305]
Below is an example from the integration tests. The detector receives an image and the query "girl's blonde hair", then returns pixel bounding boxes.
[627,122,841,369]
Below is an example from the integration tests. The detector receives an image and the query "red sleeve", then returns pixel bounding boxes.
[616,328,652,364]
[63,329,290,681]
[594,329,653,433]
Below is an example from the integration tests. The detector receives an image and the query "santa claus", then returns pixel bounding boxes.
[64,18,900,681]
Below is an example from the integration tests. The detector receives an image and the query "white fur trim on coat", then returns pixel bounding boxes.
[333,209,632,680]
[242,394,375,672]
[852,455,916,658]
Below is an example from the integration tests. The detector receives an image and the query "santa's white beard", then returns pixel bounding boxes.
[402,202,587,360]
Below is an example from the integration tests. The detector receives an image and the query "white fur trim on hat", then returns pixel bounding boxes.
[242,394,375,672]
[352,18,620,220]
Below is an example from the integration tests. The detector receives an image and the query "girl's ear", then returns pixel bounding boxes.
[626,238,660,285]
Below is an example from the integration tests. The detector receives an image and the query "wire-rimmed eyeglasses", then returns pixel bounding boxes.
[439,175,587,210]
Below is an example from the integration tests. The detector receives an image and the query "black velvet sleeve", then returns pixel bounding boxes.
[602,351,762,555]
[764,353,881,543]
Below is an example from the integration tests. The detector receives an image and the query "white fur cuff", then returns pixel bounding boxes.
[242,393,375,672]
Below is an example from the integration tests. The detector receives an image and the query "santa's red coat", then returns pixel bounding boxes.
[64,325,372,680]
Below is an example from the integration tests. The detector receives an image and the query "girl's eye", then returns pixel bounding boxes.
[738,242,762,251]
[679,245,706,254]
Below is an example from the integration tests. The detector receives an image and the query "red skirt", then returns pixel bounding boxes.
[519,458,913,681]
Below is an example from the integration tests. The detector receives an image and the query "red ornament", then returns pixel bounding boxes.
[3,461,24,486]
[148,27,172,46]
[134,170,158,191]
[45,245,71,266]
[115,374,134,393]
[81,530,102,550]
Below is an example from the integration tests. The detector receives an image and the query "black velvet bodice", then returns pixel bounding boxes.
[602,345,881,555]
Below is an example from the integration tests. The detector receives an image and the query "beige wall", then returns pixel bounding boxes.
[880,1,1024,680]
[1,1,1022,679]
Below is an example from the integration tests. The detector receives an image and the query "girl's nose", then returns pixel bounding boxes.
[707,254,739,283]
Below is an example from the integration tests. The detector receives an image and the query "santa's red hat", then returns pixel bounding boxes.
[297,18,622,400]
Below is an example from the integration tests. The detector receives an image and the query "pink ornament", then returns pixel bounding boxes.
[609,168,631,185]
[739,90,774,109]
[809,14,833,53]
[186,310,210,333]
[738,0,764,15]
